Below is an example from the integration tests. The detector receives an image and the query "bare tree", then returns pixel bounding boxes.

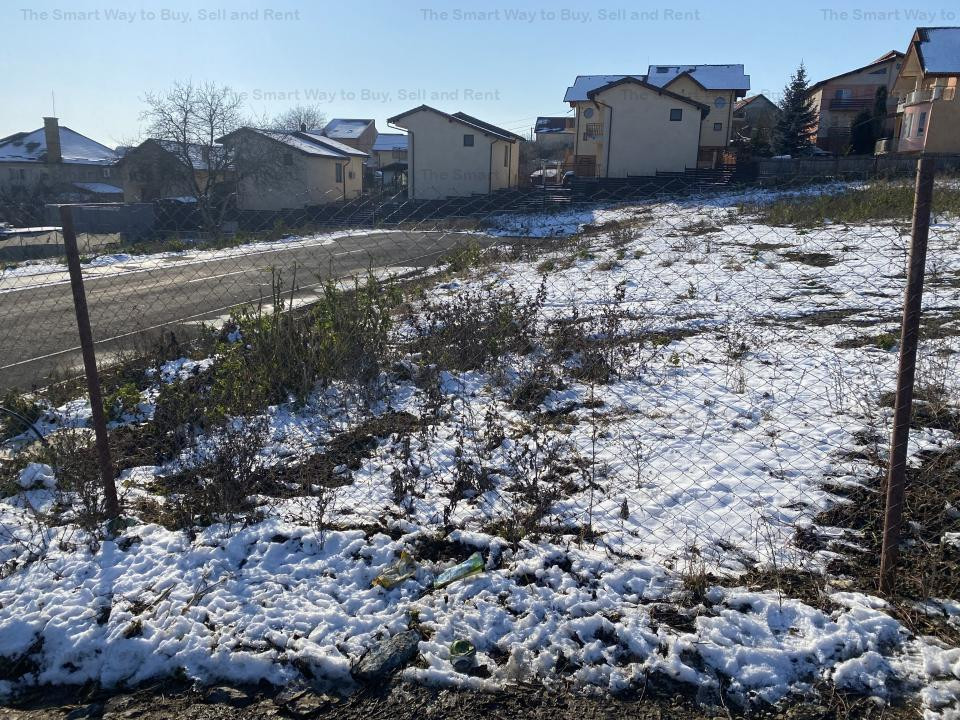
[140,81,245,232]
[269,104,327,133]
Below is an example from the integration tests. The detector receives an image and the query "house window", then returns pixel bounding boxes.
[335,163,343,182]
[669,108,683,121]
[102,167,111,178]
[503,145,509,167]
[835,88,853,100]
[917,111,927,135]
[463,134,474,147]
[584,122,604,139]
[903,113,913,137]
[283,153,293,166]
[713,122,723,131]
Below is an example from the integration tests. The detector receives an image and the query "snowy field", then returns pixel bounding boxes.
[1,186,959,716]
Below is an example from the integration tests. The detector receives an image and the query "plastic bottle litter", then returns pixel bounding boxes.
[449,638,476,672]
[433,551,484,589]
[372,551,416,589]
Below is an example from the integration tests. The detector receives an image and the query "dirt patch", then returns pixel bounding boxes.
[0,676,923,720]
[263,412,423,491]
[779,252,839,268]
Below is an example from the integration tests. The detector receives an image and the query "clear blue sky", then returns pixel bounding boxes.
[1,0,950,146]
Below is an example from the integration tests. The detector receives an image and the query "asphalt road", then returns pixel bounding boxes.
[0,230,489,392]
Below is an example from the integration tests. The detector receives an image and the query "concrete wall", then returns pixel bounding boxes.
[394,109,518,200]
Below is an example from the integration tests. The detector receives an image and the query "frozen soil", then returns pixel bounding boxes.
[0,679,921,720]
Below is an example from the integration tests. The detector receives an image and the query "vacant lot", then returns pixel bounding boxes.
[2,181,959,718]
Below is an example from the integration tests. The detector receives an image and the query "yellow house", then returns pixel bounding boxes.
[806,51,904,153]
[386,106,523,200]
[643,65,750,168]
[563,76,706,178]
[217,128,366,211]
[892,27,960,154]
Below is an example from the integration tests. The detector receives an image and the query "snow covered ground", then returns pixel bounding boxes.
[2,187,959,716]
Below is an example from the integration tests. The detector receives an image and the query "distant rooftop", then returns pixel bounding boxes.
[0,125,117,165]
[916,27,960,74]
[322,119,375,140]
[563,75,643,102]
[645,64,750,91]
[372,133,408,151]
[219,128,367,158]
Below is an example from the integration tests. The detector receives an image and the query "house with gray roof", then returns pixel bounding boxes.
[119,138,233,203]
[217,127,367,210]
[891,27,960,153]
[564,65,749,170]
[387,105,523,199]
[371,133,408,188]
[0,117,122,202]
[563,76,708,178]
[321,119,378,157]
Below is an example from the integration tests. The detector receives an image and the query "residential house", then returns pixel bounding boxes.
[732,94,780,146]
[0,117,121,201]
[643,65,751,168]
[371,133,408,188]
[217,128,367,210]
[386,106,523,200]
[891,27,960,153]
[563,75,708,178]
[320,119,378,156]
[534,116,576,162]
[807,51,904,153]
[119,139,229,203]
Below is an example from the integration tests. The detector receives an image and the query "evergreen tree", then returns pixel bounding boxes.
[873,85,889,137]
[773,63,817,155]
[850,109,876,154]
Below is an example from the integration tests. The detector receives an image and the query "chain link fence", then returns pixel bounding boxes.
[1,161,959,711]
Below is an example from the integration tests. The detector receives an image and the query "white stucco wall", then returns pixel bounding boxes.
[393,109,519,200]
[575,83,701,178]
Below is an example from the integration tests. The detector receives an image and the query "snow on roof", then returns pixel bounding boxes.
[372,133,408,151]
[226,129,367,158]
[73,182,123,194]
[298,131,368,156]
[0,126,118,165]
[645,64,751,91]
[916,27,960,74]
[321,119,375,139]
[563,75,643,102]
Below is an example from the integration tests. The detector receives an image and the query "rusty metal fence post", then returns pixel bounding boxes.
[879,155,936,594]
[59,205,120,520]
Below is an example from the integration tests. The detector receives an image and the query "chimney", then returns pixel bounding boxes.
[43,117,62,163]
[299,122,307,132]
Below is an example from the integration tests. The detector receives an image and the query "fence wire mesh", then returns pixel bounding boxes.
[1,166,959,710]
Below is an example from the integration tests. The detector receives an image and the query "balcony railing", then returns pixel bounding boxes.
[828,98,872,111]
[897,86,957,111]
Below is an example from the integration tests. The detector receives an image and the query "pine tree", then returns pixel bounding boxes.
[773,63,817,155]
[850,110,876,155]
[873,85,889,137]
